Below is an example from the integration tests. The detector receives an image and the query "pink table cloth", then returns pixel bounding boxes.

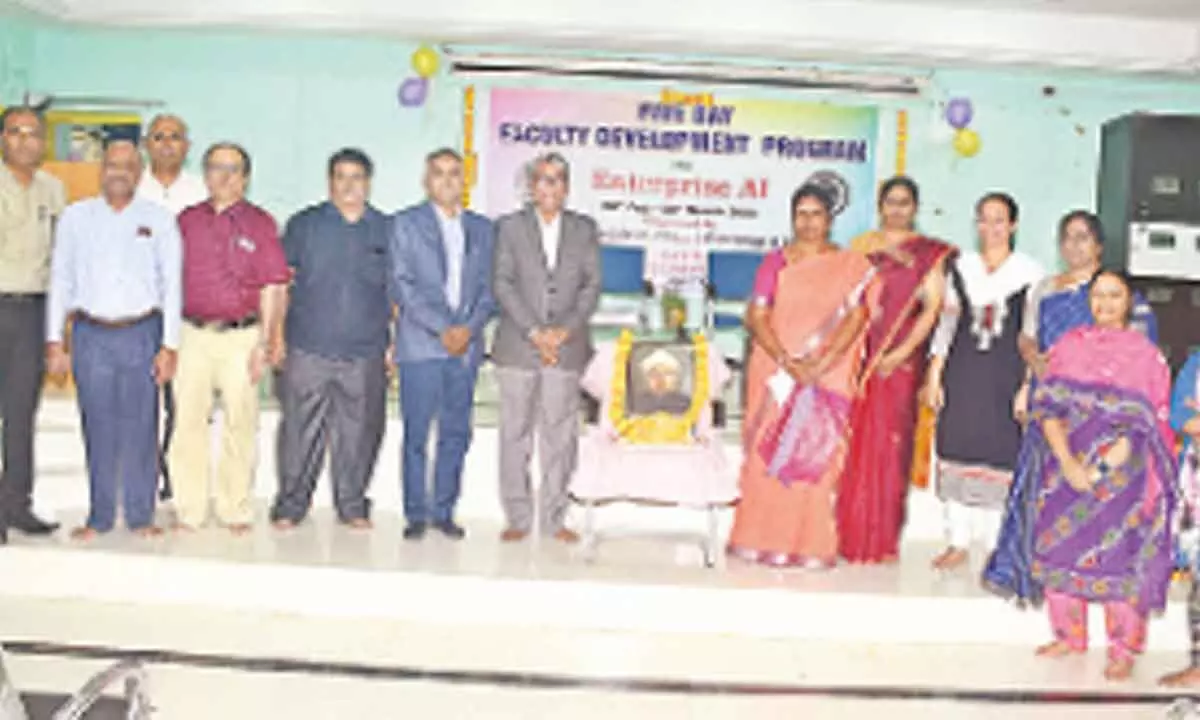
[571,340,739,507]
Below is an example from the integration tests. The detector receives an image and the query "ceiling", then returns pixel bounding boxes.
[5,0,1200,74]
[864,0,1200,19]
[8,0,1200,22]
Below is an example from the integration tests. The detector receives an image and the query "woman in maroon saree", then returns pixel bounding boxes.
[838,177,955,564]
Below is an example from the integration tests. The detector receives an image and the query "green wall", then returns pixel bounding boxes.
[0,9,36,102]
[19,23,1200,268]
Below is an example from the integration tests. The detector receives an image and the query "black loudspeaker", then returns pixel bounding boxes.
[1098,113,1200,372]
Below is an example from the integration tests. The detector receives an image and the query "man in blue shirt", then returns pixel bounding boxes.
[391,148,496,541]
[45,140,183,540]
[270,148,391,530]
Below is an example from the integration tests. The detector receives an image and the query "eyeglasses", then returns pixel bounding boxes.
[534,174,564,186]
[205,162,243,175]
[2,126,41,140]
[150,132,185,143]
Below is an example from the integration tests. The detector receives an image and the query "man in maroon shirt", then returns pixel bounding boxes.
[169,142,288,533]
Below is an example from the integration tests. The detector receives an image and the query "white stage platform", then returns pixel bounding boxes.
[0,514,1191,653]
[4,399,1193,664]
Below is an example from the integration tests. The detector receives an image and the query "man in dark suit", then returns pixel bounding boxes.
[492,152,601,543]
[391,148,496,541]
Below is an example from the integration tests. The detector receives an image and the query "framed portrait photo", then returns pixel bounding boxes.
[625,341,696,418]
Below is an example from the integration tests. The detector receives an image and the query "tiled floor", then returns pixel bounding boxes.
[0,504,1191,645]
[0,591,1194,691]
[4,511,1200,718]
[4,627,1197,719]
[6,655,1194,720]
[6,399,1200,718]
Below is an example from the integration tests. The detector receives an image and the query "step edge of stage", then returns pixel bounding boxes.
[0,546,1191,651]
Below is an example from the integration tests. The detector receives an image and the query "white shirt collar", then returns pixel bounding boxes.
[538,211,562,269]
[137,169,207,214]
[959,251,1044,305]
[432,203,462,224]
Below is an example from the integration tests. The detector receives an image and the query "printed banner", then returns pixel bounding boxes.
[478,87,879,287]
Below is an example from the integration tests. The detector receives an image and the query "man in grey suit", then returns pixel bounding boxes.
[392,148,496,541]
[492,152,601,544]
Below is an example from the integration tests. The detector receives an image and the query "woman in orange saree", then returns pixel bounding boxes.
[726,184,876,569]
[838,177,955,564]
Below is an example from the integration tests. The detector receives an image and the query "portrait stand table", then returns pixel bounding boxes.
[571,338,738,568]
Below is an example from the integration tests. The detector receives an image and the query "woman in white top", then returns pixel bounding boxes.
[924,192,1044,571]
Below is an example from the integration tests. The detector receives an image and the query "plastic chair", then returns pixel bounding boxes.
[593,246,653,332]
[600,245,647,296]
[703,250,761,330]
[583,246,655,422]
[703,250,763,416]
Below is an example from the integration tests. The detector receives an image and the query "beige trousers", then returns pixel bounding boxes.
[168,324,261,527]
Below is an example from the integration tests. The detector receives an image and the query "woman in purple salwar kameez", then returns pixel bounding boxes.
[1029,270,1176,681]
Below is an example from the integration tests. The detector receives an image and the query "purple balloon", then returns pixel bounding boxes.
[945,97,973,129]
[398,77,428,108]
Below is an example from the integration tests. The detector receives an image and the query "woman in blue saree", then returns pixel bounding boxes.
[983,210,1158,605]
[1156,350,1200,691]
[1160,350,1200,688]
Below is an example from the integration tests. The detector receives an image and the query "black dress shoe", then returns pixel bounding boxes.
[8,513,59,536]
[402,523,427,541]
[433,521,466,540]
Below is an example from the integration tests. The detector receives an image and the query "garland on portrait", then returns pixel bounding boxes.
[608,330,709,445]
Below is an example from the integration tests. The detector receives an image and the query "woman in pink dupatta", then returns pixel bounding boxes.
[1030,270,1176,681]
[727,184,876,569]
